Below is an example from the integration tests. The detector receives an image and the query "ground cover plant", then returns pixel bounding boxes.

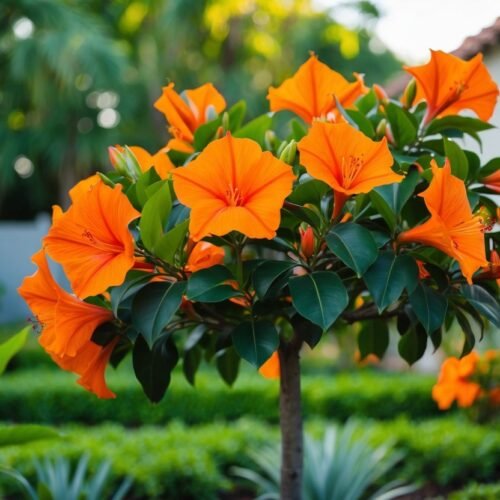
[17,49,500,498]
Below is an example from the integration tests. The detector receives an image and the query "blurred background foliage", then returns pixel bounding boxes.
[0,0,400,219]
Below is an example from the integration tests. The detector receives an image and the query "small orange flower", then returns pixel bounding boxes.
[172,133,295,241]
[482,170,500,194]
[398,161,487,284]
[267,54,366,124]
[432,352,481,410]
[404,50,499,124]
[298,121,402,217]
[416,260,431,279]
[44,180,140,298]
[185,241,225,272]
[259,351,280,379]
[18,250,117,398]
[112,145,175,179]
[154,82,226,152]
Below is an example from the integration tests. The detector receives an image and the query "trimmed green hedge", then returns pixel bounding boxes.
[0,366,440,424]
[0,418,498,499]
[450,483,500,500]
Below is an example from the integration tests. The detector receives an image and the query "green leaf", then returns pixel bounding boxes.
[409,283,448,334]
[139,182,172,252]
[289,272,348,331]
[232,320,279,368]
[228,100,247,131]
[253,261,296,299]
[234,114,273,145]
[398,325,427,365]
[358,320,389,360]
[0,326,30,375]
[216,346,240,386]
[386,102,418,147]
[132,281,186,347]
[135,168,162,207]
[291,314,322,349]
[426,116,493,144]
[355,90,377,114]
[186,265,240,303]
[364,252,418,312]
[288,177,330,206]
[133,334,178,403]
[455,309,476,357]
[345,109,375,138]
[290,118,308,141]
[154,219,189,264]
[460,285,500,327]
[479,157,500,178]
[110,271,152,317]
[369,190,397,231]
[444,137,468,180]
[0,425,60,448]
[326,223,378,276]
[183,346,202,386]
[193,117,221,151]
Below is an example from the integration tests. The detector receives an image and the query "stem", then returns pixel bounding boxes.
[278,335,303,500]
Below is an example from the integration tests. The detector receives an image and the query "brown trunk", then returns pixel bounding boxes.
[278,336,303,500]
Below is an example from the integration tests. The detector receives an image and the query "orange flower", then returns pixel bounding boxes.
[18,250,117,398]
[172,133,295,241]
[44,180,140,298]
[416,260,431,279]
[479,249,500,284]
[185,241,225,272]
[267,54,366,124]
[432,352,481,410]
[111,145,174,179]
[398,161,487,284]
[154,82,226,152]
[69,174,101,203]
[259,351,280,379]
[482,170,500,194]
[404,50,499,124]
[298,121,402,217]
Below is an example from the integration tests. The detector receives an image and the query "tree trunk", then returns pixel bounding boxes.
[278,336,303,500]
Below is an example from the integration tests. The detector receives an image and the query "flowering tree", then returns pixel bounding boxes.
[20,50,500,498]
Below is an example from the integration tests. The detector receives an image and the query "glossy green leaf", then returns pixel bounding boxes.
[216,346,240,386]
[133,334,178,403]
[345,109,375,138]
[183,346,202,386]
[288,177,330,206]
[455,309,476,357]
[398,325,427,365]
[0,326,30,375]
[193,117,221,151]
[154,219,189,264]
[232,320,279,368]
[409,283,448,334]
[132,281,186,347]
[139,182,172,251]
[228,100,247,131]
[186,265,240,303]
[369,190,397,231]
[386,102,418,147]
[326,223,378,276]
[358,320,389,360]
[364,252,418,312]
[253,261,296,299]
[291,314,322,349]
[426,116,493,145]
[110,271,152,317]
[234,114,273,145]
[460,285,500,327]
[479,157,500,178]
[444,137,468,180]
[289,272,348,331]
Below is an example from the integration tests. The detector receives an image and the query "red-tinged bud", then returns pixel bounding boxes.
[108,146,120,168]
[376,118,387,139]
[215,126,225,139]
[385,123,395,145]
[373,84,389,105]
[299,226,315,259]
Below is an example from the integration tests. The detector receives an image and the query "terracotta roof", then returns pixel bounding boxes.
[386,17,500,97]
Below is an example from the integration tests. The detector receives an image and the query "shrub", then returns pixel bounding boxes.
[0,367,439,425]
[450,483,500,500]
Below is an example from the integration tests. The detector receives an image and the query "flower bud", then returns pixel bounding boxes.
[373,84,389,105]
[108,145,142,180]
[221,111,230,133]
[376,118,387,139]
[299,225,315,259]
[279,140,297,165]
[265,130,277,151]
[402,79,417,109]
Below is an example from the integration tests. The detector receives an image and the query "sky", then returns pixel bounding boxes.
[315,0,500,63]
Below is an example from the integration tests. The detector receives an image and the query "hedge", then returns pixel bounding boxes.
[450,483,500,500]
[0,418,498,499]
[0,366,441,425]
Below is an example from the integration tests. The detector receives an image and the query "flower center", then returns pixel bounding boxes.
[226,185,244,207]
[341,154,364,188]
